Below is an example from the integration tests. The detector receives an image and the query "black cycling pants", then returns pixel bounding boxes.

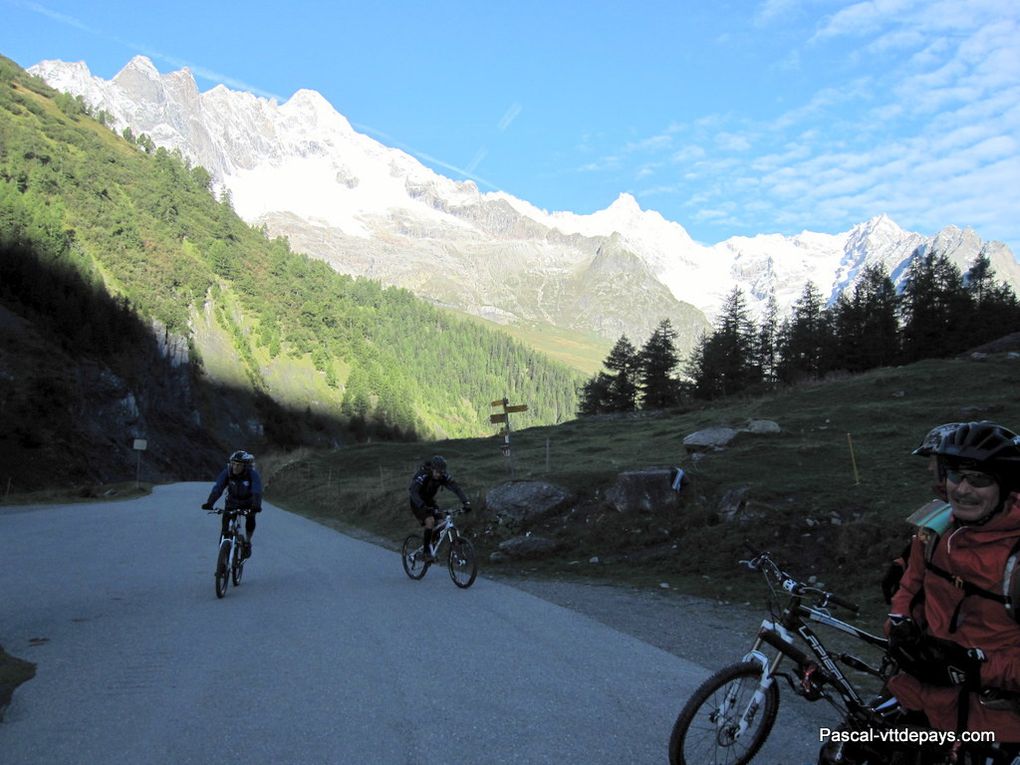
[220,510,256,540]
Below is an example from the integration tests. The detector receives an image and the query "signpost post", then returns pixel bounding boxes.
[489,398,527,478]
[132,438,147,488]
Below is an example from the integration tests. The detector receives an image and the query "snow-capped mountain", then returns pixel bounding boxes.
[30,56,1020,345]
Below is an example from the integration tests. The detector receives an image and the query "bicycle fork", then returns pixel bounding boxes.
[711,620,795,742]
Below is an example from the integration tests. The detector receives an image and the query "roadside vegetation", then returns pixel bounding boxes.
[267,350,1020,627]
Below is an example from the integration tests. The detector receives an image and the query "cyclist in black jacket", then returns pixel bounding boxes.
[202,450,263,559]
[409,456,471,562]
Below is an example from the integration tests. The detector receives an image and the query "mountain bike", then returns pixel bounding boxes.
[401,507,477,588]
[208,507,252,599]
[668,545,901,765]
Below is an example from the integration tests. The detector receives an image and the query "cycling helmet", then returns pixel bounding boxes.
[229,450,255,465]
[912,422,963,457]
[934,422,1020,469]
[429,455,447,472]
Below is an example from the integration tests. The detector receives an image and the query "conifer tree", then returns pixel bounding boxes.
[900,252,969,361]
[639,319,682,409]
[603,335,640,411]
[777,281,832,382]
[686,288,760,399]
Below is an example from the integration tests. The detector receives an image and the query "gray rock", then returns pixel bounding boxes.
[497,535,560,559]
[744,419,780,434]
[485,481,572,526]
[605,468,678,513]
[718,485,754,523]
[683,427,739,452]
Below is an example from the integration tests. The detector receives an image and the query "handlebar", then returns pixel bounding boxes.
[741,544,859,614]
[206,507,253,515]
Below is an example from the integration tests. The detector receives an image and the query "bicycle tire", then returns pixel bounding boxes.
[448,538,477,588]
[231,540,244,587]
[401,534,429,580]
[668,661,780,765]
[215,540,230,599]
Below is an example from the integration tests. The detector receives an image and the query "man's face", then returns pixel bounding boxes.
[431,467,442,480]
[230,461,245,475]
[947,468,1001,523]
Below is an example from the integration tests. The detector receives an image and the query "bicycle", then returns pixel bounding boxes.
[208,506,252,599]
[401,506,477,588]
[668,545,900,765]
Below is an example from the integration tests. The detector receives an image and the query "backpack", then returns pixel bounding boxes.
[908,499,1020,627]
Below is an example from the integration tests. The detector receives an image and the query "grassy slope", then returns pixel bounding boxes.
[454,311,612,376]
[265,353,1020,624]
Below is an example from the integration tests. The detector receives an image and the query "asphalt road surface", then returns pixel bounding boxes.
[0,483,825,764]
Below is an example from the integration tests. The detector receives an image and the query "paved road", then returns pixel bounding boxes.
[0,483,741,765]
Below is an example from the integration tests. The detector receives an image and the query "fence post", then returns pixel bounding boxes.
[847,433,861,485]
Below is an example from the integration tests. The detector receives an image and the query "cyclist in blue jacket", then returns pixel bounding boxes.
[409,456,470,562]
[202,450,263,559]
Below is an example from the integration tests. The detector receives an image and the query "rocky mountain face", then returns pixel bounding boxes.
[30,56,1020,347]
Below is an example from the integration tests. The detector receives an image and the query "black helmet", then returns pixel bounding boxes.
[429,455,447,472]
[229,450,254,465]
[912,422,963,457]
[934,422,1020,470]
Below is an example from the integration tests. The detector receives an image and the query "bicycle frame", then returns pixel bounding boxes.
[749,595,888,712]
[427,512,460,558]
[713,553,891,753]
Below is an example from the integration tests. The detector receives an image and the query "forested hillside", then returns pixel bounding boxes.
[0,55,581,486]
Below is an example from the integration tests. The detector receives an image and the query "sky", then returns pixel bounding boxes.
[2,0,1019,254]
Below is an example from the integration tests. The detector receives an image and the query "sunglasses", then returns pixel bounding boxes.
[945,469,997,488]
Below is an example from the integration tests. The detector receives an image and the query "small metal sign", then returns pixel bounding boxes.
[133,439,148,451]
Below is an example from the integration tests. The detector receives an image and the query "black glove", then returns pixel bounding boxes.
[881,560,905,604]
[462,503,472,513]
[889,617,985,688]
[202,502,214,511]
[253,504,262,513]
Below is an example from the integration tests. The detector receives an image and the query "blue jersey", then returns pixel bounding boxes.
[206,466,263,510]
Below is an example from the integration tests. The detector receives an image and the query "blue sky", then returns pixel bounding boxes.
[3,0,1019,254]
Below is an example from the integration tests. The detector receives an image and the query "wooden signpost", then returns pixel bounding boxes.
[490,397,527,476]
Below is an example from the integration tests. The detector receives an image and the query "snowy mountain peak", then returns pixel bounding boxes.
[26,56,1019,333]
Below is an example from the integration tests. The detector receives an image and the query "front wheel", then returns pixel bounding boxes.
[401,534,429,580]
[448,537,477,588]
[215,540,230,599]
[668,661,780,765]
[231,539,244,586]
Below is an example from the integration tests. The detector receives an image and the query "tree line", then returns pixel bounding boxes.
[0,55,581,442]
[579,255,1020,413]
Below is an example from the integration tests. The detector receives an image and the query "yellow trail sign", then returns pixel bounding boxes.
[489,413,508,424]
[505,404,528,413]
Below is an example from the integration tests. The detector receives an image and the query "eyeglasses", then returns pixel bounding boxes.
[945,469,997,488]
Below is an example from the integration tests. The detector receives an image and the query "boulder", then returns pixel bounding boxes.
[683,427,739,452]
[605,468,678,513]
[497,535,560,559]
[744,419,780,434]
[485,481,572,526]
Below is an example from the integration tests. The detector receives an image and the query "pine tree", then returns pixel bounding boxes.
[686,288,760,399]
[577,373,613,415]
[900,252,969,361]
[777,281,832,382]
[639,319,682,409]
[603,335,640,411]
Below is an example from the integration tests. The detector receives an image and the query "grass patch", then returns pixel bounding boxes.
[266,353,1018,628]
[0,482,152,506]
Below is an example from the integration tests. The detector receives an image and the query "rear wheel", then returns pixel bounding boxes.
[231,539,244,586]
[401,534,429,580]
[215,540,230,599]
[668,661,779,765]
[448,537,477,588]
